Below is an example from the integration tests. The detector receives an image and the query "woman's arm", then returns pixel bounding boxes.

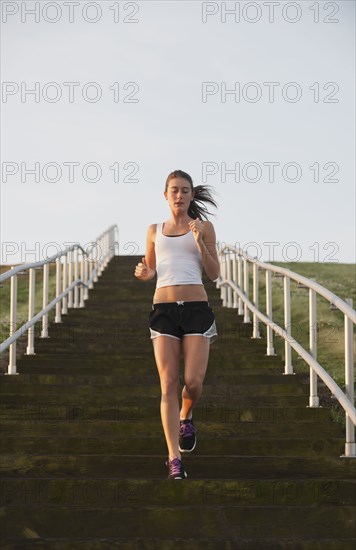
[196,220,220,282]
[134,224,157,281]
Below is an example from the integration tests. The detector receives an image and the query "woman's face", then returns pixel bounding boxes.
[164,177,194,213]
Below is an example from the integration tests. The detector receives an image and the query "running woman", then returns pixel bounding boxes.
[134,169,220,479]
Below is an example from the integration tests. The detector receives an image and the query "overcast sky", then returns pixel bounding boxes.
[1,0,355,265]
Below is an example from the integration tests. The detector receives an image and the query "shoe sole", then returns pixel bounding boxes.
[168,472,188,479]
[179,438,197,453]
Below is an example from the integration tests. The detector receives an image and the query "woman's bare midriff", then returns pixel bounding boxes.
[153,284,208,304]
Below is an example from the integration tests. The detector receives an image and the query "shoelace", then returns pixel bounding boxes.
[180,420,195,437]
[166,457,183,477]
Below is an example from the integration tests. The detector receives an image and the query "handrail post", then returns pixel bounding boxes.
[226,251,233,308]
[111,226,116,259]
[84,254,89,298]
[98,233,104,275]
[221,253,227,306]
[283,275,293,374]
[6,268,19,375]
[115,224,119,257]
[93,247,99,283]
[265,269,276,356]
[62,253,68,314]
[55,257,62,323]
[101,233,105,271]
[308,281,319,407]
[216,246,221,289]
[232,251,238,309]
[252,261,261,339]
[105,231,109,266]
[68,249,73,308]
[237,255,243,315]
[74,246,79,308]
[243,258,250,323]
[108,227,113,261]
[98,233,104,277]
[105,230,109,264]
[89,256,95,289]
[344,297,355,457]
[96,234,105,278]
[26,267,36,355]
[79,252,85,307]
[41,262,49,338]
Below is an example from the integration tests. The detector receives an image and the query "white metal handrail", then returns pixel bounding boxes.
[0,225,118,374]
[216,243,355,458]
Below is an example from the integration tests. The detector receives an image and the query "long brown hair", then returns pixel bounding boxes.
[165,169,218,221]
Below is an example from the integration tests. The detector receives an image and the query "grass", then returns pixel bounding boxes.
[254,261,355,388]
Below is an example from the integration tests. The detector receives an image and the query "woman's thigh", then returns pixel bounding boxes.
[182,335,210,385]
[152,336,181,386]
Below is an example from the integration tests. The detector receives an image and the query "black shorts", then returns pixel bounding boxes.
[148,301,218,344]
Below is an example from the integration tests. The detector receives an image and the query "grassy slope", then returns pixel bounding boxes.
[264,262,355,387]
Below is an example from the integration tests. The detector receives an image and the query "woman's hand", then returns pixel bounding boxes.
[134,257,155,281]
[189,218,204,244]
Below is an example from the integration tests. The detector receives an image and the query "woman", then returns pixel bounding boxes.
[134,169,220,479]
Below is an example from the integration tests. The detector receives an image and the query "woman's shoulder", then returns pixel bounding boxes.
[202,219,214,229]
[147,223,161,234]
[202,219,216,239]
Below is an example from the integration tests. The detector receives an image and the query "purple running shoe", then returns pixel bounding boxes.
[166,457,188,479]
[179,418,197,453]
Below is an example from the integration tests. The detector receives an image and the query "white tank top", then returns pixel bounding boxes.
[155,222,203,289]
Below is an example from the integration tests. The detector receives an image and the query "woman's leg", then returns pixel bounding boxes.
[152,335,182,460]
[180,336,210,420]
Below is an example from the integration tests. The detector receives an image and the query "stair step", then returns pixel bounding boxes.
[0,403,333,422]
[1,420,342,438]
[0,373,306,386]
[1,537,355,550]
[1,436,344,456]
[1,439,345,458]
[15,364,286,376]
[0,383,309,397]
[15,356,286,369]
[2,477,355,507]
[20,343,274,355]
[0,394,313,407]
[2,455,355,479]
[1,505,355,539]
[15,351,285,361]
[43,322,252,333]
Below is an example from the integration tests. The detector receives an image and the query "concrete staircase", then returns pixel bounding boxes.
[1,255,355,549]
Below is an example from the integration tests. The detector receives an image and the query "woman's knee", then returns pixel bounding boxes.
[159,374,180,396]
[184,378,203,395]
